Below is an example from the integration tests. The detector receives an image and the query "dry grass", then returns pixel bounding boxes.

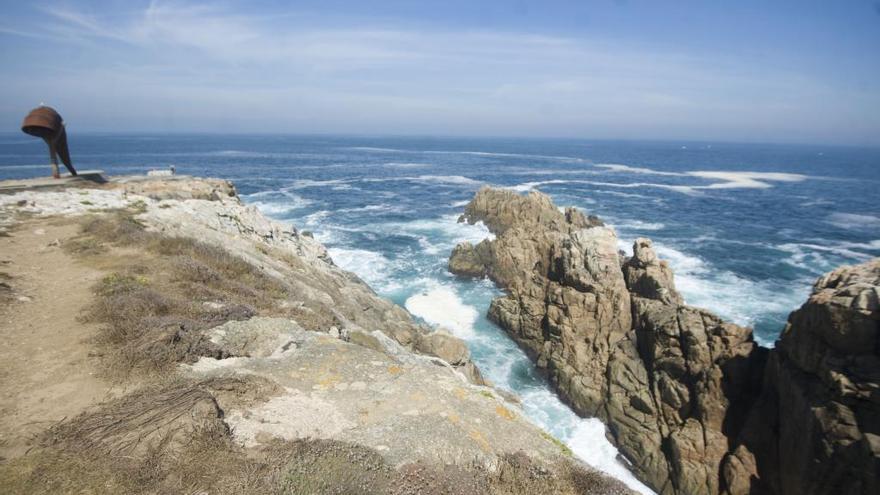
[0,367,625,494]
[0,377,287,495]
[59,210,301,377]
[0,375,622,495]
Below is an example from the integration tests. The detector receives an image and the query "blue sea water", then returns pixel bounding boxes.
[2,134,878,492]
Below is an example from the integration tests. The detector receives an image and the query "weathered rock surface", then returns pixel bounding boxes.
[724,259,880,494]
[450,187,879,495]
[623,238,683,305]
[187,317,579,470]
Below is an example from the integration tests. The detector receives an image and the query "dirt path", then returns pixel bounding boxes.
[0,219,113,460]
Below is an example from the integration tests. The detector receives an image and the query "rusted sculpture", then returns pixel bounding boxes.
[21,106,77,178]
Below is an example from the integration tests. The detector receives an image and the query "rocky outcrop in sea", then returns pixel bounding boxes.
[449,186,879,495]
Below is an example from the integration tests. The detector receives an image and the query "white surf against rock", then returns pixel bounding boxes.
[405,285,478,340]
[404,284,654,494]
[326,247,402,292]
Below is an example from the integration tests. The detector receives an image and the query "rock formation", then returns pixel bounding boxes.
[0,176,633,494]
[450,186,879,495]
[723,259,880,494]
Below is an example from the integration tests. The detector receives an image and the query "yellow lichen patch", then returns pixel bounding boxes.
[317,373,342,389]
[357,408,371,424]
[453,387,468,400]
[387,365,403,375]
[495,405,515,420]
[409,392,426,402]
[468,429,491,452]
[446,411,460,424]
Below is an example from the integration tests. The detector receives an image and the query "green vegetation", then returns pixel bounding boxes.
[541,430,574,457]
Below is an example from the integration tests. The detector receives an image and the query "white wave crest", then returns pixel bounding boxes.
[345,146,406,152]
[593,189,656,200]
[337,204,396,213]
[597,163,684,176]
[290,178,351,189]
[405,284,478,339]
[687,171,808,189]
[612,220,666,231]
[595,164,810,191]
[327,247,399,292]
[208,150,266,157]
[345,146,587,162]
[247,192,313,217]
[383,162,430,169]
[778,240,880,273]
[826,212,880,231]
[388,214,494,248]
[567,419,654,493]
[511,179,700,195]
[415,175,484,186]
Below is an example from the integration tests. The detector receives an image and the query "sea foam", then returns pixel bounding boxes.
[405,285,478,339]
[827,212,880,231]
[326,247,400,292]
[646,242,807,344]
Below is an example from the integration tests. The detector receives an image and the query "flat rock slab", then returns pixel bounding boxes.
[186,317,570,469]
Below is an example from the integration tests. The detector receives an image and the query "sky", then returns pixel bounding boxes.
[1,1,879,145]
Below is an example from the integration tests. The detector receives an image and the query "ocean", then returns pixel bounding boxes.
[2,133,878,492]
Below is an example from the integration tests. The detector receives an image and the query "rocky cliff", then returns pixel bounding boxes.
[0,176,632,494]
[449,186,879,495]
[723,259,880,495]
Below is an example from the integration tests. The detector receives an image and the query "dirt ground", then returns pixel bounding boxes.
[0,218,114,460]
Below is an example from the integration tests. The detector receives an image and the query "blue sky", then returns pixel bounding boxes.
[1,1,878,145]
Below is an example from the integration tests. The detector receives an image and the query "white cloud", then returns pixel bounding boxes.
[1,1,877,143]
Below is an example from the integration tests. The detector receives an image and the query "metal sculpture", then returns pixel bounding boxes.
[21,106,77,178]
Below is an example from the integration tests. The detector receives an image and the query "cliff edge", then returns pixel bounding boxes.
[0,176,632,494]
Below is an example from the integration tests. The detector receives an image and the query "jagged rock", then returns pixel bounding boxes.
[450,187,764,494]
[459,187,594,234]
[453,187,880,495]
[623,238,683,305]
[627,298,763,494]
[728,259,880,495]
[415,329,469,366]
[448,241,490,278]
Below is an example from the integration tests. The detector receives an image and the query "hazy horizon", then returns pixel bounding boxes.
[2,1,879,146]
